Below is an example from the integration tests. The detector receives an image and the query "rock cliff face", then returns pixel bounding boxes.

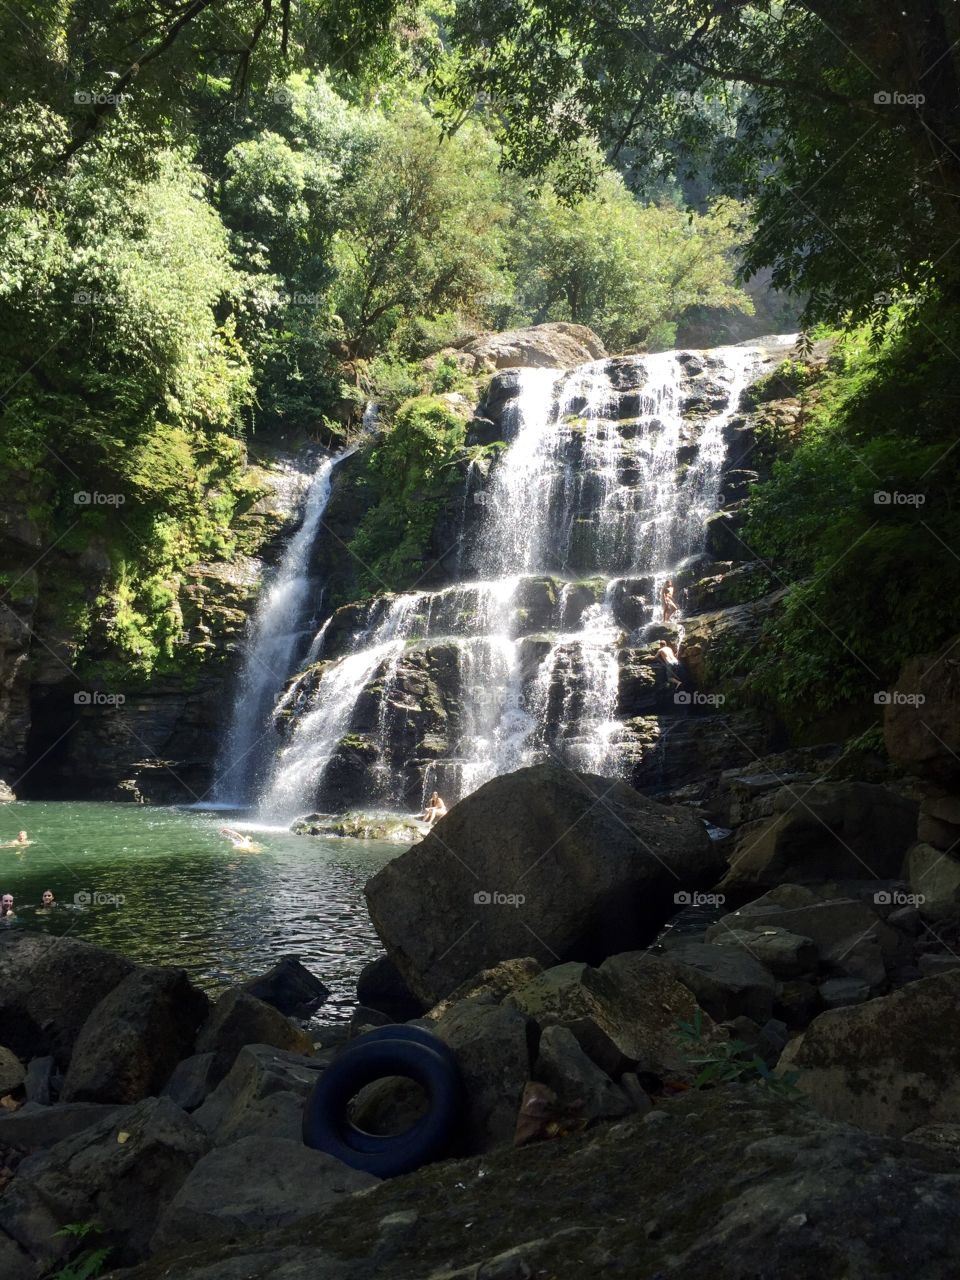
[0,445,320,803]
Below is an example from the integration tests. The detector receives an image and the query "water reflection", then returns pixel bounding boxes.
[0,802,399,1019]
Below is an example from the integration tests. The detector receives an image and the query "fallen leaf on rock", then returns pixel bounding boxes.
[0,1096,19,1111]
[117,1132,130,1144]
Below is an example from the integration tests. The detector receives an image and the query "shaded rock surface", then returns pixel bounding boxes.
[196,989,315,1084]
[365,764,720,1005]
[151,1136,377,1253]
[780,971,960,1135]
[0,1096,209,1271]
[0,933,134,1066]
[61,965,209,1104]
[114,1089,960,1280]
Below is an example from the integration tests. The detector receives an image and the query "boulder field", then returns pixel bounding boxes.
[3,739,960,1276]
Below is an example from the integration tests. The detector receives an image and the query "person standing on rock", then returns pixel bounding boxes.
[661,579,679,622]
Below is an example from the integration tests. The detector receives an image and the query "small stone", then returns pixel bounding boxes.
[818,978,870,1008]
[787,1212,808,1228]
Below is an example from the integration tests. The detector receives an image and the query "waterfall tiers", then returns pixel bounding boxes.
[220,337,798,822]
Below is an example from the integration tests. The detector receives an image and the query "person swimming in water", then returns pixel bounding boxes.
[420,791,448,828]
[37,889,57,912]
[219,826,260,852]
[1,893,16,918]
[1,830,31,849]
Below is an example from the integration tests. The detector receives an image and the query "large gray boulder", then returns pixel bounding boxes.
[150,1136,377,1253]
[0,933,134,1065]
[706,886,901,970]
[0,1096,209,1271]
[61,966,209,1104]
[720,781,917,891]
[780,971,960,1135]
[365,765,720,1005]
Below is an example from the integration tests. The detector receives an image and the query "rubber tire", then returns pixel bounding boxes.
[302,1032,463,1177]
[362,1023,459,1068]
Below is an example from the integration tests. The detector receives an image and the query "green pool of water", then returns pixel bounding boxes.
[0,801,401,1019]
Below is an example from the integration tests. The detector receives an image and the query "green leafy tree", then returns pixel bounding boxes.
[441,0,960,329]
[506,175,752,349]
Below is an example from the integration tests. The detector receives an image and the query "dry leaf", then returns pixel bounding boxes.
[117,1131,130,1144]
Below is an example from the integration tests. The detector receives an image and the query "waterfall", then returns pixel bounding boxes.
[248,344,765,820]
[213,447,354,805]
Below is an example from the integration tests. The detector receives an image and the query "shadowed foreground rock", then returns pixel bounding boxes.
[113,1090,960,1280]
[365,764,720,1005]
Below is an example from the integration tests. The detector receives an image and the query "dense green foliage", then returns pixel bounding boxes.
[0,13,753,674]
[347,395,468,592]
[729,311,960,719]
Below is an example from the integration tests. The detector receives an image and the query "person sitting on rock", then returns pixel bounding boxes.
[0,894,15,918]
[420,792,447,828]
[37,889,56,912]
[661,579,679,622]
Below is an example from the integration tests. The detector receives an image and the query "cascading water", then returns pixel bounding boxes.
[248,344,766,820]
[213,447,354,805]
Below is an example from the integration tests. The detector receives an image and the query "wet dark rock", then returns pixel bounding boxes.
[23,1056,53,1106]
[241,955,330,1017]
[193,1044,330,1148]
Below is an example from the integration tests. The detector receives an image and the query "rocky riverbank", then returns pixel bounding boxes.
[1,746,960,1276]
